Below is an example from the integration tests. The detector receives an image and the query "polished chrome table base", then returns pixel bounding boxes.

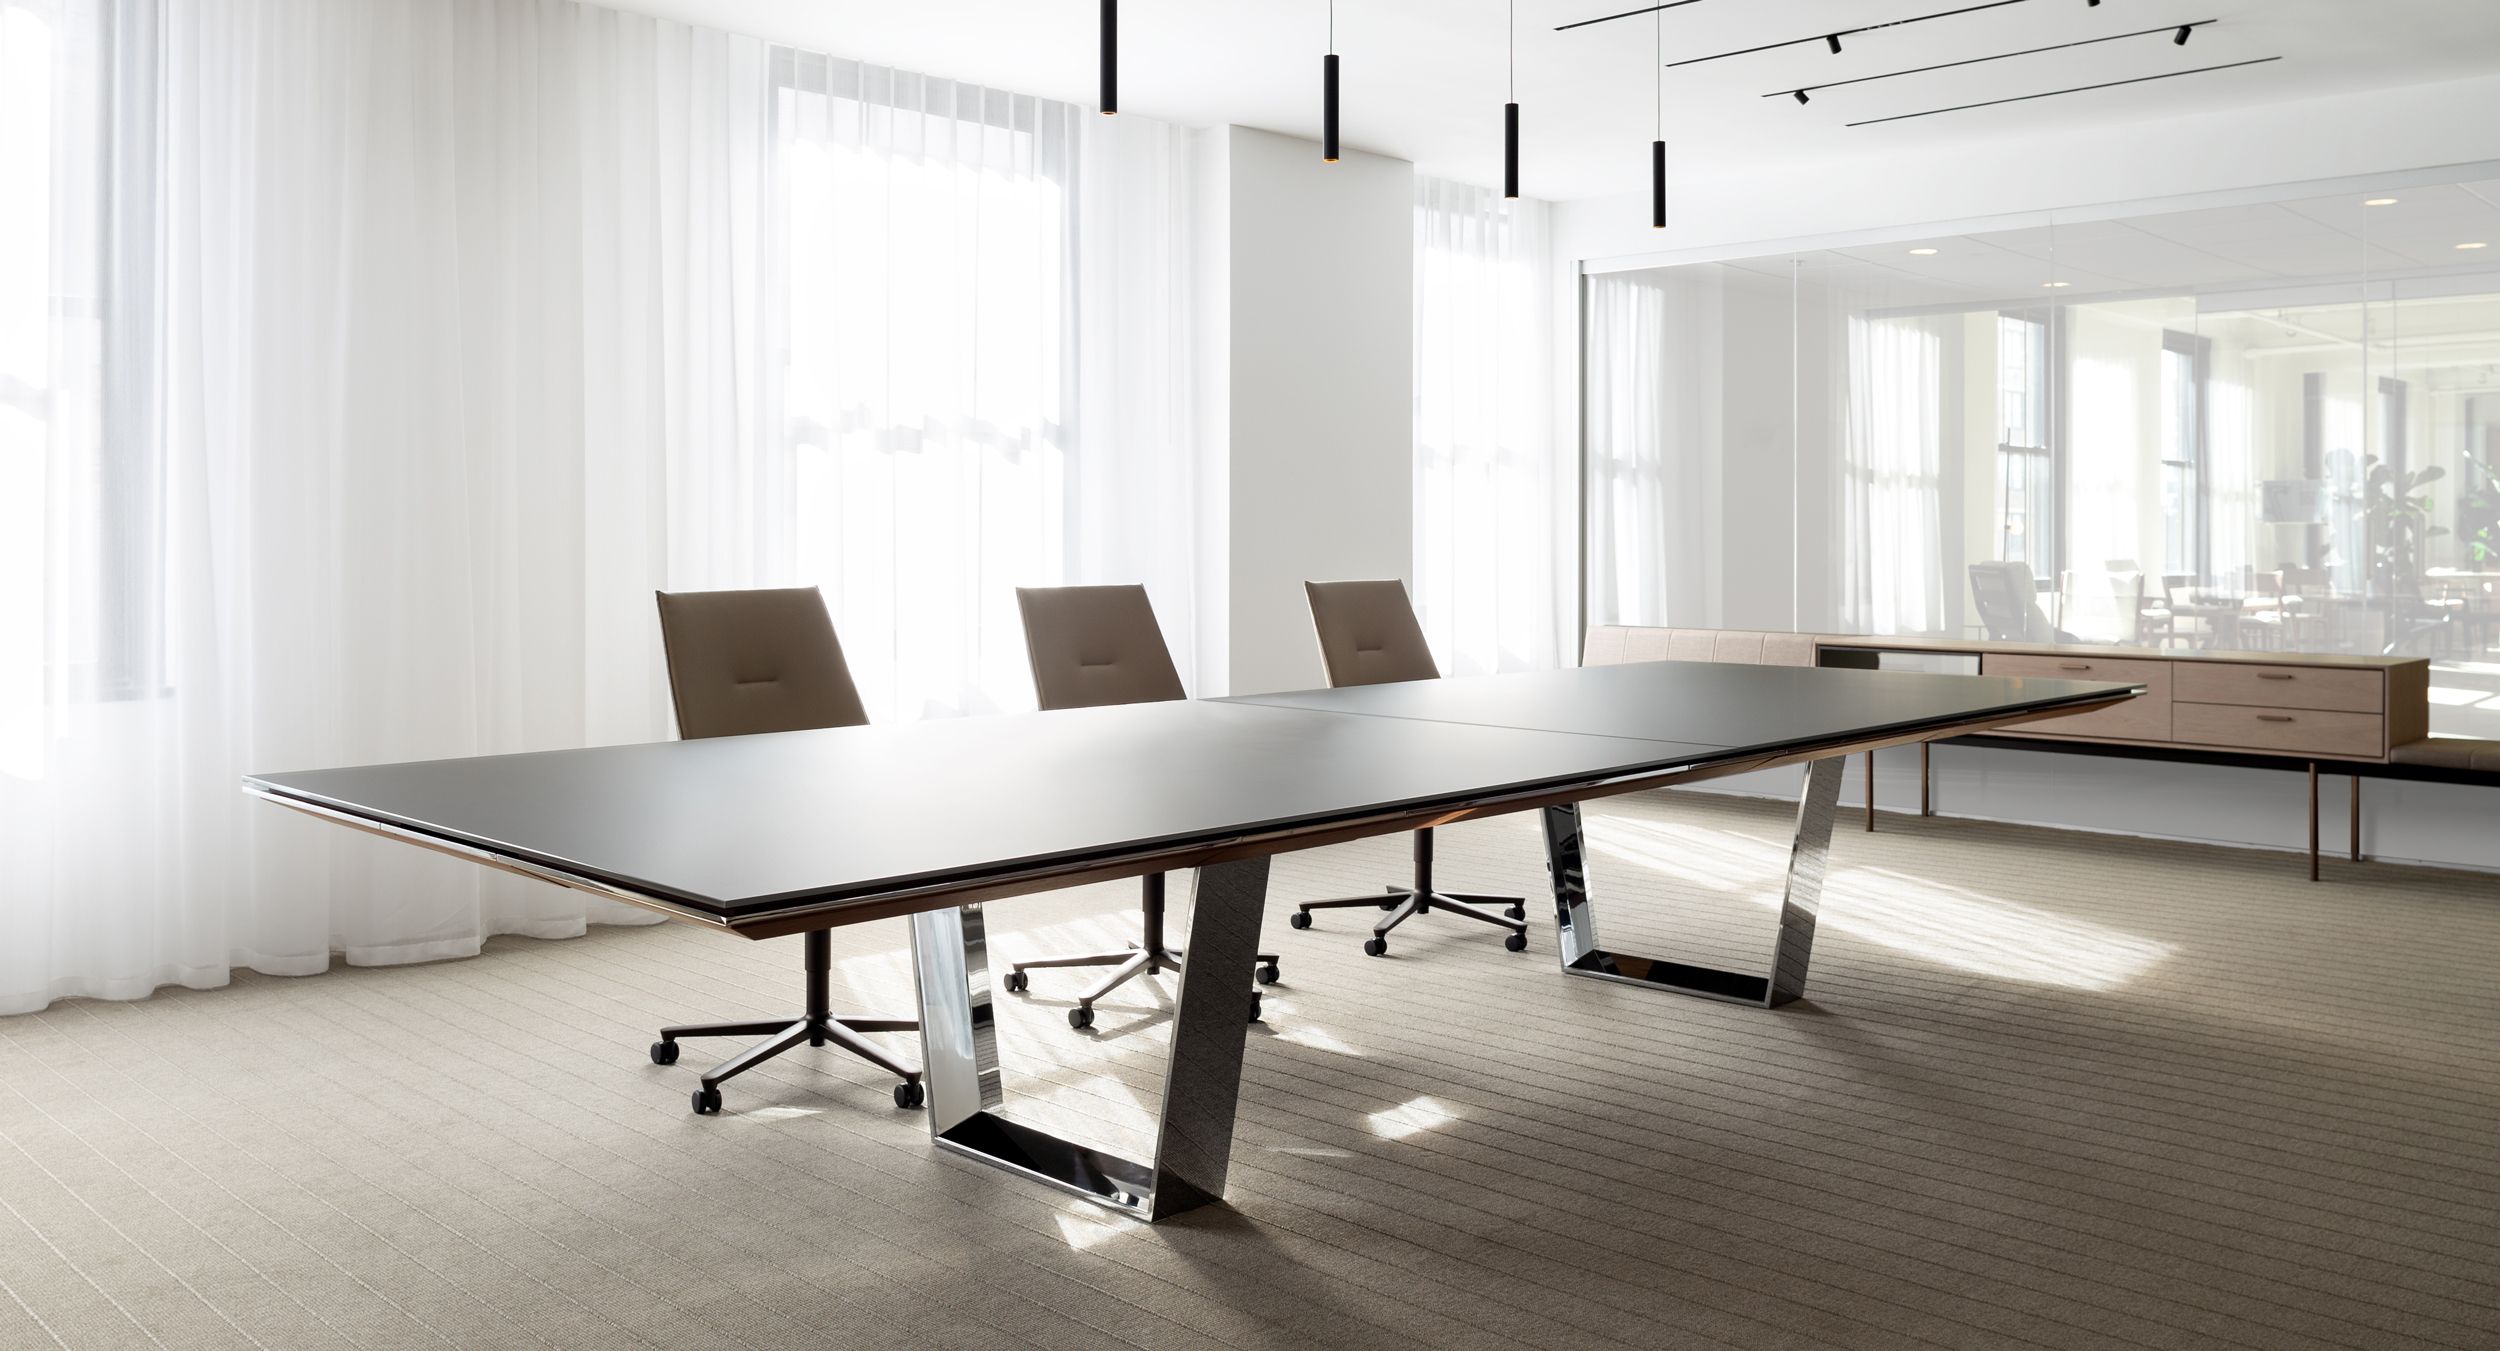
[911,857,1272,1220]
[1542,756,1844,1009]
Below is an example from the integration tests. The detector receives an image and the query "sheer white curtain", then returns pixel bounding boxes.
[0,0,1194,1015]
[1410,176,1559,674]
[1582,272,1683,628]
[1839,313,1948,634]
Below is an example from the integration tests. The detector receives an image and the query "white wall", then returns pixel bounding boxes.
[1194,126,1416,696]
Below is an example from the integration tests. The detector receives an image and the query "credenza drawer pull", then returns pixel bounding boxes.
[2257,714,2295,722]
[2257,672,2295,680]
[2058,663,2092,671]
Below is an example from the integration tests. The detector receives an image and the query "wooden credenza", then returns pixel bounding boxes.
[1583,629,2435,879]
[1818,637,2433,878]
[1815,637,2428,765]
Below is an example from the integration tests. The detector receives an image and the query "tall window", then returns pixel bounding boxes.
[1996,313,2055,578]
[2159,331,2210,581]
[1413,177,1556,674]
[770,55,1077,720]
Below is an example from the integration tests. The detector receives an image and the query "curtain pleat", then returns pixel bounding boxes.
[1410,177,1559,675]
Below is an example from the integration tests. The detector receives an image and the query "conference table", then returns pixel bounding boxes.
[243,660,2134,1221]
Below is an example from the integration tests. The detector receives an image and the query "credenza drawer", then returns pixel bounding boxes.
[1980,653,2171,741]
[2171,703,2384,759]
[2174,662,2383,714]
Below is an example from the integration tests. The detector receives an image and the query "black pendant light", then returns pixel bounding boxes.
[1503,0,1520,198]
[1650,6,1665,228]
[1324,1,1341,162]
[1100,0,1117,114]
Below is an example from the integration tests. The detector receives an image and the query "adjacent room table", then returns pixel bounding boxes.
[244,661,2134,1221]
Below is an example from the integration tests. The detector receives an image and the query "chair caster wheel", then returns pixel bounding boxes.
[1247,992,1263,1024]
[1504,932,1528,953]
[1069,1006,1096,1030]
[1256,961,1281,985]
[1363,938,1387,958]
[1505,904,1527,921]
[691,1086,722,1115]
[649,1040,678,1066]
[1289,912,1313,930]
[1004,971,1030,993]
[1379,898,1399,911]
[893,1081,925,1110]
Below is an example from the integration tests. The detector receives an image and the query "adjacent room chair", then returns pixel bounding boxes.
[1291,579,1528,957]
[650,587,924,1115]
[1004,585,1282,1028]
[1968,561,2076,643]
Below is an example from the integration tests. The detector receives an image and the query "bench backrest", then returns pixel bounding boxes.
[1581,625,1818,669]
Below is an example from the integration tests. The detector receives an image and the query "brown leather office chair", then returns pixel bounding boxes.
[1290,580,1528,957]
[1004,585,1281,1029]
[650,587,924,1115]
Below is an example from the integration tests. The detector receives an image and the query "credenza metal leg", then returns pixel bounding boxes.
[909,856,1271,1222]
[2350,774,2362,863]
[1920,742,1932,817]
[1865,751,1875,831]
[1542,755,1843,1009]
[2307,762,2319,882]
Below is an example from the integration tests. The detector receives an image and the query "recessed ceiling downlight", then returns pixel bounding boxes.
[1909,247,1939,255]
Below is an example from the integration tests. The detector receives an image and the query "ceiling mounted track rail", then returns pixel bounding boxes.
[1766,19,2217,101]
[1554,0,1706,33]
[1661,0,2040,68]
[1844,55,2281,126]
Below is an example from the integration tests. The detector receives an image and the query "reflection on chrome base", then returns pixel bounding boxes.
[908,856,1272,1221]
[1541,755,1844,1009]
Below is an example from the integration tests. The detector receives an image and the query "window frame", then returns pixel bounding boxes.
[2159,328,2212,584]
[1994,310,2061,583]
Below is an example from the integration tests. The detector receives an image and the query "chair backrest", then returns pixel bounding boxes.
[1969,561,2053,642]
[2107,570,2146,643]
[654,587,869,739]
[1304,579,1438,687]
[1016,584,1187,711]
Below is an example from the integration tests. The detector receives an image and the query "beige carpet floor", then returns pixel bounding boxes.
[2,788,2495,1351]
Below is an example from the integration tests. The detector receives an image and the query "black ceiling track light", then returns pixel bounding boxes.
[2174,24,2194,44]
[1766,21,2220,102]
[1845,56,2280,126]
[1649,5,1665,229]
[1323,0,1340,162]
[1099,0,1116,115]
[1504,0,1519,198]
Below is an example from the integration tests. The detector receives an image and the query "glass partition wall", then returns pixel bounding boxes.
[1584,174,2500,735]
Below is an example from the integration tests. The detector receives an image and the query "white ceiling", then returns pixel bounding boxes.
[606,0,2500,200]
[1730,178,2500,305]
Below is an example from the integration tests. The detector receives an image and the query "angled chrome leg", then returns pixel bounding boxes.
[910,856,1271,1221]
[1543,756,1845,1009]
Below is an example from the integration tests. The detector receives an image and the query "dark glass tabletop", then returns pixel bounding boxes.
[246,662,2132,919]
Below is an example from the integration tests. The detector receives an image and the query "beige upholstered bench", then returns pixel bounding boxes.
[1581,625,1817,669]
[2386,737,2500,774]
